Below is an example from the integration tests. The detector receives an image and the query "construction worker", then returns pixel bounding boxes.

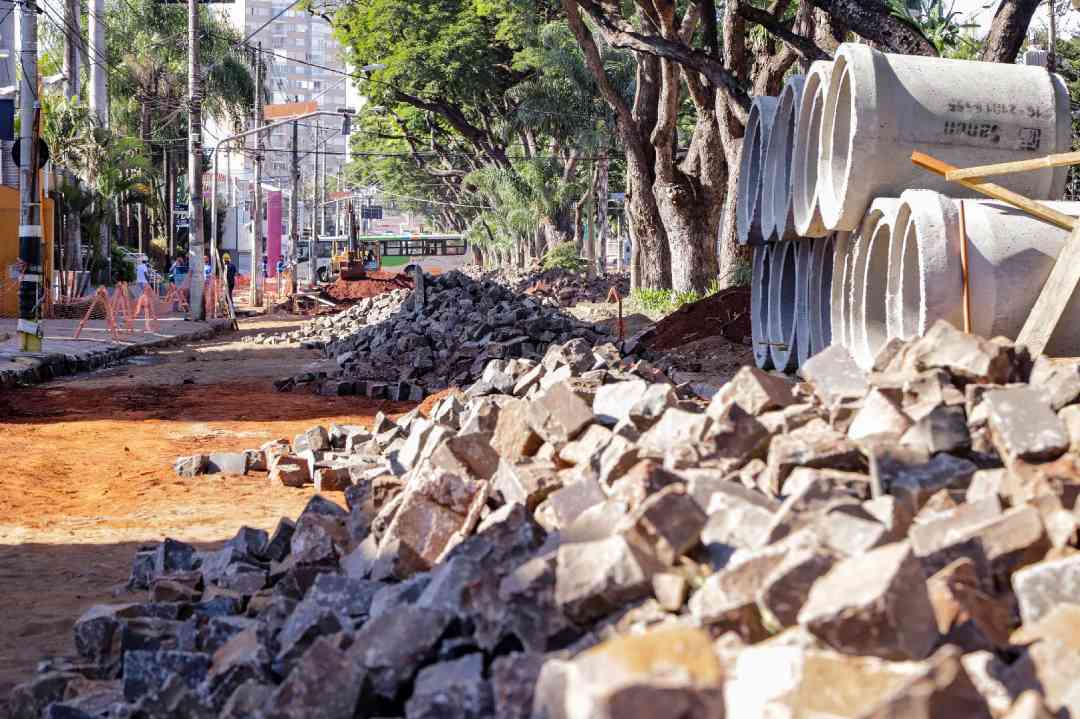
[135,257,150,295]
[169,254,187,285]
[222,252,237,303]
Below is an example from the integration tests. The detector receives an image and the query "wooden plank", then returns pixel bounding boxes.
[944,150,1080,182]
[958,201,972,333]
[911,152,1077,231]
[1017,225,1080,356]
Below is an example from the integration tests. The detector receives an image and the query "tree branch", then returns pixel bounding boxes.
[803,0,938,56]
[575,0,751,114]
[736,1,831,62]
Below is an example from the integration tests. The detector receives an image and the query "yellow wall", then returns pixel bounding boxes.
[0,186,55,317]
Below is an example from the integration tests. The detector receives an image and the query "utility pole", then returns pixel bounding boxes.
[311,121,319,259]
[188,0,206,319]
[290,119,299,294]
[88,0,106,122]
[250,43,263,306]
[17,0,41,351]
[89,0,108,283]
[1048,0,1058,74]
[63,0,81,289]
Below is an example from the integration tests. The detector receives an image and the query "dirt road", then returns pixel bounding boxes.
[0,316,417,701]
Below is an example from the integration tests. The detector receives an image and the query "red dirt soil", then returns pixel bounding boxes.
[0,377,420,702]
[323,272,414,301]
[645,287,752,351]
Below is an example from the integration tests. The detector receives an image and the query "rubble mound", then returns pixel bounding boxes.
[461,264,631,306]
[642,286,752,351]
[17,320,1080,718]
[322,272,414,302]
[245,289,410,347]
[272,270,620,399]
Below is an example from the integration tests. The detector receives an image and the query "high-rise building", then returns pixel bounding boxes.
[210,0,354,270]
[214,0,350,185]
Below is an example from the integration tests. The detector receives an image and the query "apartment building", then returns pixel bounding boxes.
[216,0,350,183]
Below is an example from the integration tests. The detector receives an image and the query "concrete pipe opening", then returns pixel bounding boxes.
[769,240,799,372]
[819,43,1071,233]
[847,199,900,366]
[765,76,805,242]
[886,202,913,341]
[858,220,893,367]
[822,55,855,232]
[795,239,814,367]
[793,61,833,238]
[894,190,963,341]
[897,191,1080,354]
[751,244,774,369]
[829,231,850,350]
[810,233,836,354]
[737,97,779,245]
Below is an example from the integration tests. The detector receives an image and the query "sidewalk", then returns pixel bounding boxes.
[0,316,233,388]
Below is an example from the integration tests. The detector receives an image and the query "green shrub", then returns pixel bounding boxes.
[541,242,587,273]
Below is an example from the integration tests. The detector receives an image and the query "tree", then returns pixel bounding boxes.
[332,0,613,265]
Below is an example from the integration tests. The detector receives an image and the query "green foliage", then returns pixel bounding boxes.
[111,246,136,283]
[541,242,587,273]
[333,0,624,263]
[886,0,980,57]
[630,279,726,316]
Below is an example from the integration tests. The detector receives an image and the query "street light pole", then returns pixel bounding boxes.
[188,0,206,320]
[250,42,264,306]
[17,0,41,351]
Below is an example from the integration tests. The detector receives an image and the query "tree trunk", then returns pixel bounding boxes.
[981,0,1042,63]
[583,176,595,279]
[562,0,670,291]
[595,149,608,276]
[166,151,175,259]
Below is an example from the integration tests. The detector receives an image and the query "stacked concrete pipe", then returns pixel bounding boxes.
[808,233,839,356]
[818,42,1071,233]
[828,199,900,368]
[891,191,1080,355]
[792,61,834,239]
[768,240,800,372]
[764,75,806,242]
[737,97,779,245]
[794,239,816,368]
[751,244,773,369]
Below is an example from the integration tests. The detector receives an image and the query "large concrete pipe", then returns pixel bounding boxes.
[764,75,806,242]
[845,199,900,367]
[829,230,851,351]
[890,190,962,341]
[809,233,837,356]
[751,244,774,369]
[792,61,834,238]
[795,239,814,367]
[768,240,799,372]
[855,217,895,368]
[818,42,1071,233]
[737,97,779,245]
[892,191,1080,355]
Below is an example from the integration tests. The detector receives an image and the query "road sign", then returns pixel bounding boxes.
[11,137,50,169]
[265,101,318,120]
[361,206,383,220]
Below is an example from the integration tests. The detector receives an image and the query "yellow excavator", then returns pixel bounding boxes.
[331,202,383,280]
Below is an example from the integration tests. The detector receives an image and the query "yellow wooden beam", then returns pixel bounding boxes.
[943,150,1080,182]
[911,151,1077,231]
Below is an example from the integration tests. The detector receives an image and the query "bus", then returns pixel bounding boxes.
[297,233,470,284]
